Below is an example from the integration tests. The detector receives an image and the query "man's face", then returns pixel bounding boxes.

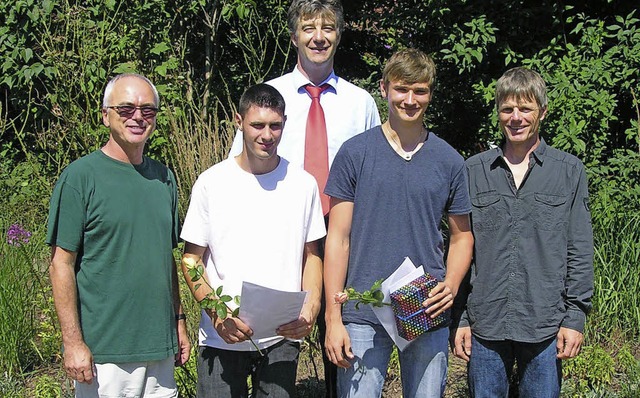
[292,15,340,69]
[498,96,547,146]
[102,76,157,148]
[380,80,432,125]
[236,105,285,162]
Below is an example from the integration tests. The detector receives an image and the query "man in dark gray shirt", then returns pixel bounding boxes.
[451,67,594,398]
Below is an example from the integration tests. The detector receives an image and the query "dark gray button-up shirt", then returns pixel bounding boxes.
[459,139,593,343]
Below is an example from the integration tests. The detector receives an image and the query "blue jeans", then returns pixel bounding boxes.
[337,323,448,398]
[196,340,300,398]
[468,335,561,398]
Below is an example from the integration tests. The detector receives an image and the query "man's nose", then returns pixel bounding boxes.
[406,90,415,104]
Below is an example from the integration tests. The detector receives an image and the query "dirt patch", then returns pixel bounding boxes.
[296,340,469,397]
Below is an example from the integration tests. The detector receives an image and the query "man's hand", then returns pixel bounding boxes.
[212,314,254,344]
[451,326,472,362]
[324,320,354,368]
[175,318,191,366]
[276,301,318,339]
[63,341,95,384]
[423,281,455,318]
[556,327,583,359]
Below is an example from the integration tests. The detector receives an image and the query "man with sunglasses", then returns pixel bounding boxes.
[47,73,190,397]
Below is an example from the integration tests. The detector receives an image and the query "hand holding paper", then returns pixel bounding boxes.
[276,301,316,340]
[238,281,308,341]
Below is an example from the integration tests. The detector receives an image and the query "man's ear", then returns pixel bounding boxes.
[290,33,298,48]
[235,112,243,130]
[539,106,548,121]
[379,79,387,98]
[102,108,110,127]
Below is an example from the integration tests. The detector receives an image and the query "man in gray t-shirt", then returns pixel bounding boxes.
[323,48,474,398]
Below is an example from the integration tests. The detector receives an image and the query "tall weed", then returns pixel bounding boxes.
[0,224,47,376]
[164,92,236,218]
[588,211,640,341]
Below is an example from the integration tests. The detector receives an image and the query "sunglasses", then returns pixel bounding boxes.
[106,105,159,118]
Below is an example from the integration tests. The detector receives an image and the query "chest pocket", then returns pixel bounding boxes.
[533,192,568,230]
[471,193,504,231]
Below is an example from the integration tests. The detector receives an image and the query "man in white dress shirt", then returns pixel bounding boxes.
[229,1,380,396]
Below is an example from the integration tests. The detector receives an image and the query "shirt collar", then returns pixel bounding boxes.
[489,137,548,169]
[292,66,338,93]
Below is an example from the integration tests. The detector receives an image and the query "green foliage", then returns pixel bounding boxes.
[0,373,24,398]
[441,15,498,73]
[563,345,616,390]
[33,374,62,398]
[340,279,387,309]
[562,343,640,397]
[588,211,640,341]
[0,226,48,377]
[175,346,198,398]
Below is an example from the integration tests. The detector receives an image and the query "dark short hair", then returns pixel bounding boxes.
[287,0,344,37]
[238,84,286,117]
[382,48,436,89]
[495,67,548,110]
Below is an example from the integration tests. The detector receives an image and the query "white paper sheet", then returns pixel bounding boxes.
[238,281,308,340]
[370,257,424,351]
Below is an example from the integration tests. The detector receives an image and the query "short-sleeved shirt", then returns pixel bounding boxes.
[46,150,180,363]
[180,157,326,351]
[325,126,471,325]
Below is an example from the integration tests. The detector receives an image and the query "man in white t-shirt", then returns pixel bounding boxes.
[180,84,326,397]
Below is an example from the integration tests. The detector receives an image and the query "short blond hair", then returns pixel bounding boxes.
[382,48,436,89]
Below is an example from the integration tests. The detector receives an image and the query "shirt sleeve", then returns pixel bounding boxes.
[180,176,210,248]
[447,161,472,215]
[46,173,85,252]
[325,142,358,202]
[306,181,327,243]
[168,169,180,249]
[364,95,381,129]
[562,162,594,332]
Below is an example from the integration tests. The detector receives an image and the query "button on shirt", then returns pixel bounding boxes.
[229,67,381,168]
[460,139,594,343]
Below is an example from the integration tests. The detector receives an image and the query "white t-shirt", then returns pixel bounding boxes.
[181,157,326,351]
[229,67,381,167]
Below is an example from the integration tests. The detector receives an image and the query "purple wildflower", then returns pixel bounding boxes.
[6,223,32,247]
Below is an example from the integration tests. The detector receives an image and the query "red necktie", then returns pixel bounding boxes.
[304,84,331,215]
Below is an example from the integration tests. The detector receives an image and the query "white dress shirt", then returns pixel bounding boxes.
[229,67,381,167]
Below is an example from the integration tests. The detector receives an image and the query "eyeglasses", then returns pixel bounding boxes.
[106,105,159,118]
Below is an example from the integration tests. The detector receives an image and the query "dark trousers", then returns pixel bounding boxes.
[197,340,300,398]
[318,224,337,398]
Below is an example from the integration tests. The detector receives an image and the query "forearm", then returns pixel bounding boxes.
[445,220,474,298]
[301,241,323,319]
[172,259,185,315]
[323,234,349,322]
[49,250,84,347]
[180,243,215,320]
